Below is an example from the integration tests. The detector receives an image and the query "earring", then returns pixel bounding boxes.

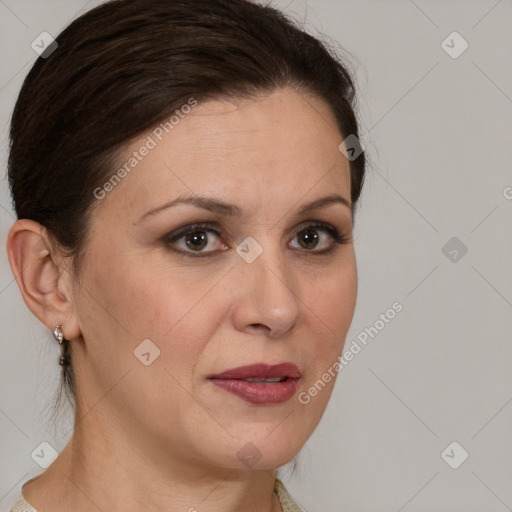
[53,324,65,344]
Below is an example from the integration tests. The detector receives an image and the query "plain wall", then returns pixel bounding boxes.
[1,1,511,511]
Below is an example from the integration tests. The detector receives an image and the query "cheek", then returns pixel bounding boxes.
[73,254,228,420]
[302,258,357,400]
[296,268,356,429]
[307,257,357,342]
[83,255,229,375]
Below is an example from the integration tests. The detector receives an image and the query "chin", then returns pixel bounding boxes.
[213,424,308,471]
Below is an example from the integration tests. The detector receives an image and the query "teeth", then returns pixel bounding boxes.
[243,377,285,383]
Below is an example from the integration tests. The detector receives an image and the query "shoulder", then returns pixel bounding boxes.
[274,477,305,512]
[9,492,38,512]
[9,474,41,512]
[11,476,300,512]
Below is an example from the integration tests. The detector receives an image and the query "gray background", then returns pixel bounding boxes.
[1,1,511,511]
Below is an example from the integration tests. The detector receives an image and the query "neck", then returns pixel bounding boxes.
[23,412,282,512]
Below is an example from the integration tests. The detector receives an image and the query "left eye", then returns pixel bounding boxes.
[289,225,334,251]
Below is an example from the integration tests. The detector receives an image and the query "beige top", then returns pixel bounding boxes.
[10,475,304,512]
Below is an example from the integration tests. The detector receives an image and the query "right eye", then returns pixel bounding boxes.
[164,223,228,257]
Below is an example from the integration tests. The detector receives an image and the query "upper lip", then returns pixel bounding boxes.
[209,362,301,380]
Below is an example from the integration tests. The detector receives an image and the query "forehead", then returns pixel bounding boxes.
[97,87,351,219]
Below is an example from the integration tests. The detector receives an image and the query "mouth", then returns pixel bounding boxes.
[208,362,301,405]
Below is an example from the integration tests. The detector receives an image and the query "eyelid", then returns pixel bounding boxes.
[163,220,350,257]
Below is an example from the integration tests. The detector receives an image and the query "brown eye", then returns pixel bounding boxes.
[165,224,224,255]
[297,227,320,249]
[290,224,338,252]
[165,221,348,258]
[185,231,208,251]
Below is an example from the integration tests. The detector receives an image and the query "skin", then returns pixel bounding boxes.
[7,86,357,512]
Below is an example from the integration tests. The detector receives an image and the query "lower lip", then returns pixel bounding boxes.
[209,378,300,405]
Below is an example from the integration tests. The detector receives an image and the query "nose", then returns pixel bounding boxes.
[230,237,300,339]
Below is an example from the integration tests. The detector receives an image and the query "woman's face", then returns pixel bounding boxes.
[70,87,357,470]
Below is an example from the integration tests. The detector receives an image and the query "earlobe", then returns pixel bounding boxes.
[6,219,81,341]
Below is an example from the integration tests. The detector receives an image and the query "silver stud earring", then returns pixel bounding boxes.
[53,324,64,344]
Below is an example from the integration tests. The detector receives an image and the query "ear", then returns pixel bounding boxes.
[6,219,82,341]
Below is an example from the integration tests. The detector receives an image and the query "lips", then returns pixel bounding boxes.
[210,362,301,380]
[209,363,301,405]
[210,363,301,405]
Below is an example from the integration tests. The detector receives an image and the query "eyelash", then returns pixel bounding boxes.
[163,221,351,258]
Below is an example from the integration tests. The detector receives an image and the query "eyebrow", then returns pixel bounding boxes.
[136,193,351,224]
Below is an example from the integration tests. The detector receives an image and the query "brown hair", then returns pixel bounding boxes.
[8,0,366,407]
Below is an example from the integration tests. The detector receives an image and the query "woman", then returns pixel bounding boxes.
[6,0,365,510]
